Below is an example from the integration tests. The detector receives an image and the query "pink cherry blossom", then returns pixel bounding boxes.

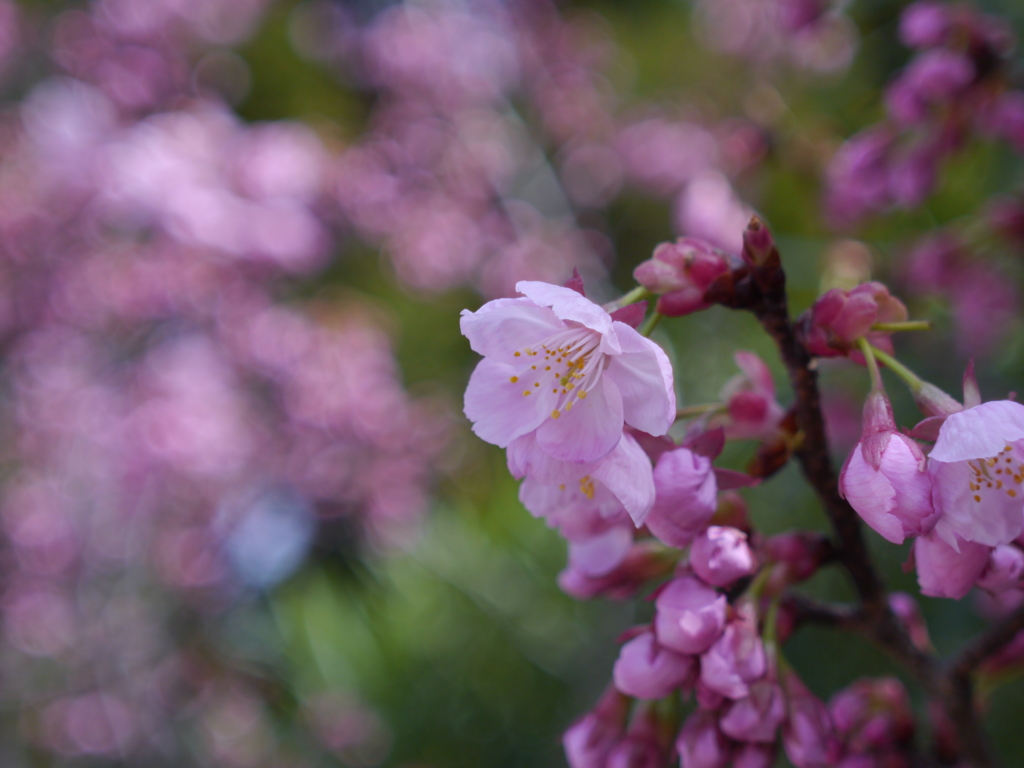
[799,282,908,360]
[563,688,629,768]
[913,530,991,599]
[714,351,784,441]
[839,390,936,544]
[559,541,675,600]
[928,400,1024,547]
[632,237,730,317]
[677,710,731,768]
[690,526,757,587]
[976,544,1024,593]
[645,446,718,547]
[511,430,656,525]
[719,681,786,742]
[654,576,727,655]
[462,281,675,464]
[700,603,766,699]
[612,631,697,699]
[782,671,841,768]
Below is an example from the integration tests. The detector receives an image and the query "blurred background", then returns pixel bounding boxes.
[0,0,1023,765]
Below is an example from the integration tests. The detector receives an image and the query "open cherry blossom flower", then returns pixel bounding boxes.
[461,281,675,464]
[928,400,1024,547]
[511,430,657,525]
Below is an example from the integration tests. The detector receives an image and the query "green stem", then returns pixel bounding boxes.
[856,337,883,392]
[639,311,663,337]
[607,286,652,311]
[866,342,923,393]
[870,320,931,332]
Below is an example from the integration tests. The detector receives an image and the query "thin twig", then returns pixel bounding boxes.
[950,601,1024,681]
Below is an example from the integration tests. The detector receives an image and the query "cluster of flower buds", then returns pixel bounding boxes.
[825,1,1022,226]
[796,283,909,361]
[829,678,917,766]
[566,525,846,768]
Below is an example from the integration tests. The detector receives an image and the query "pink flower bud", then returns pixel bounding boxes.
[563,687,630,768]
[913,530,991,599]
[613,631,698,700]
[690,526,756,587]
[677,710,731,768]
[606,704,670,768]
[976,544,1024,593]
[782,672,841,768]
[742,216,776,268]
[559,541,676,600]
[799,283,908,359]
[646,447,718,548]
[733,743,777,768]
[714,351,784,442]
[654,576,727,655]
[633,238,730,317]
[719,681,786,743]
[700,603,766,699]
[888,593,932,652]
[830,678,915,756]
[839,390,937,544]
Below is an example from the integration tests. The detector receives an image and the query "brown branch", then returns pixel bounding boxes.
[783,592,863,632]
[950,601,1024,681]
[708,218,997,767]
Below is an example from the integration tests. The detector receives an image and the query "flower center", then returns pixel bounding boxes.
[510,326,605,419]
[968,444,1024,503]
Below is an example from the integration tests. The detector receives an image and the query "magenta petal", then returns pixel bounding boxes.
[840,444,913,544]
[654,576,727,655]
[516,280,615,340]
[609,302,646,329]
[591,432,656,525]
[570,527,633,577]
[914,530,990,598]
[719,682,786,743]
[646,447,717,548]
[605,322,676,436]
[536,376,624,462]
[464,359,556,447]
[460,299,563,363]
[613,632,697,699]
[930,400,1024,462]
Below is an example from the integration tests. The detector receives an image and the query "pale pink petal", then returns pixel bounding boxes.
[733,351,775,396]
[569,527,633,576]
[840,448,905,543]
[536,376,624,462]
[929,401,1024,462]
[591,432,656,525]
[464,359,557,447]
[604,322,676,436]
[515,280,615,342]
[929,457,1024,546]
[459,298,562,363]
[914,530,990,598]
[646,447,717,548]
